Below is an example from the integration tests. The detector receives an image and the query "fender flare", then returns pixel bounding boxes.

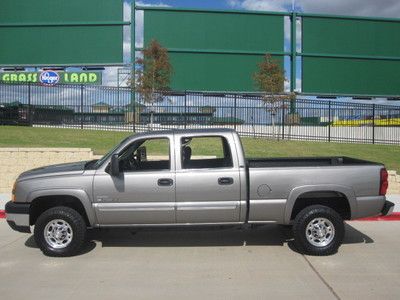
[27,188,97,226]
[284,184,357,224]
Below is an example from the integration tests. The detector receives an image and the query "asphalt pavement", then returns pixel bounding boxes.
[0,221,399,300]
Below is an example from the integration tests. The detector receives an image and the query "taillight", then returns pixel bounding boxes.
[380,168,388,196]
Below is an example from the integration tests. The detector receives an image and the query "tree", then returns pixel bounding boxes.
[134,39,172,130]
[253,54,294,139]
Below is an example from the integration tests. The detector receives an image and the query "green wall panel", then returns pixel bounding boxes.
[0,0,123,23]
[0,0,124,66]
[303,17,400,57]
[169,53,283,91]
[302,57,400,95]
[143,9,284,91]
[0,26,123,65]
[144,10,284,52]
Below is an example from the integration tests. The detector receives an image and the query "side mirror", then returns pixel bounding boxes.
[110,154,120,176]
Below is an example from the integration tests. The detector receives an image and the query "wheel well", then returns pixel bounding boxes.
[29,195,90,226]
[290,191,351,220]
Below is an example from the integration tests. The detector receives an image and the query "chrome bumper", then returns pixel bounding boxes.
[5,201,31,233]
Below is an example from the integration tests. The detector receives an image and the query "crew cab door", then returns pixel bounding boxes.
[175,134,242,223]
[93,136,176,225]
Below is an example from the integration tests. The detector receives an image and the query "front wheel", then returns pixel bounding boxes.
[34,206,87,257]
[292,205,344,256]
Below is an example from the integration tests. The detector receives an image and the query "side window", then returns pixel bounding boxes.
[181,136,233,169]
[120,138,170,172]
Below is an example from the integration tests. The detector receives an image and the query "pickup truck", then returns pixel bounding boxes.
[5,129,394,257]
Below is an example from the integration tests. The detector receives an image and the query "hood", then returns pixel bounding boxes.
[18,161,88,181]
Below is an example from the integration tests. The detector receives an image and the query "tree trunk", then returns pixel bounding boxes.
[150,67,156,131]
[149,103,154,131]
[271,112,276,140]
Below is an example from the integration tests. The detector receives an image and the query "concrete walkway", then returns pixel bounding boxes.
[0,193,10,210]
[0,221,399,299]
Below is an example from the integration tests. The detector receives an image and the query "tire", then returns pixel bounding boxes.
[34,206,87,257]
[292,205,344,256]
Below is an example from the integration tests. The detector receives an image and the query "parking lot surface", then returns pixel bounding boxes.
[0,221,399,300]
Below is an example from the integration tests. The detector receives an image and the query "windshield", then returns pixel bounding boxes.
[93,136,131,169]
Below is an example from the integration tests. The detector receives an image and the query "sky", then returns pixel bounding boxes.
[133,0,400,17]
[104,0,400,100]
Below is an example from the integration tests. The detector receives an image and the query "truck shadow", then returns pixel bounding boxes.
[24,223,373,255]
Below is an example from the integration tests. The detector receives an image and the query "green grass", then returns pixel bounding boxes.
[0,126,131,154]
[0,126,399,171]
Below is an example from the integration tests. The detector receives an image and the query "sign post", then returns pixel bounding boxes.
[132,0,136,132]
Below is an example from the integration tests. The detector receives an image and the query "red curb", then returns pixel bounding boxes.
[355,212,400,221]
[0,210,5,219]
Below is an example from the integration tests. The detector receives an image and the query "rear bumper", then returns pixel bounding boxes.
[381,200,395,216]
[353,195,386,219]
[5,201,31,233]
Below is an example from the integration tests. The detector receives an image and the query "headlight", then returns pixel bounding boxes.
[11,181,16,202]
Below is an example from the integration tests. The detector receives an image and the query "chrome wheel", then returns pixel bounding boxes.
[306,217,335,247]
[44,219,73,249]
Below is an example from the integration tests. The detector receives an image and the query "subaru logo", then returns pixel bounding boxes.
[39,71,60,85]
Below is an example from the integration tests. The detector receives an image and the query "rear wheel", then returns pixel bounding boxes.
[34,206,87,257]
[293,205,344,256]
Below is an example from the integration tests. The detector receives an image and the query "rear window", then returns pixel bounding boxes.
[181,136,233,169]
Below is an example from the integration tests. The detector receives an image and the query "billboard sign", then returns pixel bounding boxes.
[142,7,285,92]
[0,71,102,85]
[0,0,126,66]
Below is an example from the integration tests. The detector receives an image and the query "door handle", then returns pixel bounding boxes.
[158,178,173,186]
[218,177,234,185]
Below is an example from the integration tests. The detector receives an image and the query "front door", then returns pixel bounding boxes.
[93,137,175,225]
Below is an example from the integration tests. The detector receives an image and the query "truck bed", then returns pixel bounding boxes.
[247,156,381,168]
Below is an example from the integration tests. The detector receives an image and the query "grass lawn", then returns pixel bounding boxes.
[0,126,399,171]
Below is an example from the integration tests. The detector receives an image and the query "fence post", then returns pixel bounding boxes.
[372,104,376,144]
[132,90,136,133]
[328,101,331,142]
[281,99,285,140]
[184,90,187,129]
[80,85,84,130]
[28,83,32,126]
[234,94,237,131]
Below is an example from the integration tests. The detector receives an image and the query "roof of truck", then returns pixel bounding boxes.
[128,128,235,139]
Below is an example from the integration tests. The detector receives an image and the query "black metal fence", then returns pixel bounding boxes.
[1,82,400,145]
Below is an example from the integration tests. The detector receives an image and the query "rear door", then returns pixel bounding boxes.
[175,134,242,223]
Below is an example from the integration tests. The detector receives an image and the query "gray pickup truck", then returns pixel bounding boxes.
[6,129,394,256]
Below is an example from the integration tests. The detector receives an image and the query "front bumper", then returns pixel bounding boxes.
[5,201,31,233]
[381,200,395,216]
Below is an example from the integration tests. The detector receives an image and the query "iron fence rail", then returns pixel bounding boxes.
[0,82,399,145]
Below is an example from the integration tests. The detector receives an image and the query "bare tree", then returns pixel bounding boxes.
[254,54,294,139]
[134,39,172,130]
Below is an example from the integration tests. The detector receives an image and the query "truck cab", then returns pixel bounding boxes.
[93,129,246,225]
